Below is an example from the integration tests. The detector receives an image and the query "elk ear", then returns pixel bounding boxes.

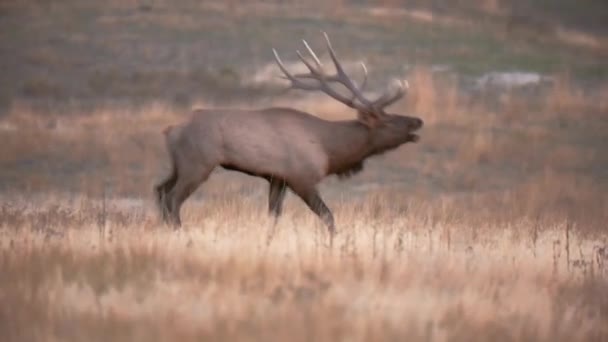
[357,111,382,128]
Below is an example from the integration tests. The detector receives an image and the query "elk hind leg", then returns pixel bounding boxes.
[167,165,213,228]
[154,165,178,224]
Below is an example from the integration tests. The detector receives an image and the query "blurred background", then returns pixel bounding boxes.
[1,0,607,110]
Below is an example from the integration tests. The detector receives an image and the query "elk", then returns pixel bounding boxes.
[154,32,423,243]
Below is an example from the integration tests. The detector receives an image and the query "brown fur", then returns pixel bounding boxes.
[154,106,423,236]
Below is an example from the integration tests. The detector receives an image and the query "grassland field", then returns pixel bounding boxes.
[1,1,607,341]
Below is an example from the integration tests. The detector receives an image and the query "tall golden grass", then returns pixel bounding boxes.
[2,194,607,341]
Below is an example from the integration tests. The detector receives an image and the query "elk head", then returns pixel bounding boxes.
[272,31,424,154]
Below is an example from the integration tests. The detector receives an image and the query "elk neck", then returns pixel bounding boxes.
[321,120,376,175]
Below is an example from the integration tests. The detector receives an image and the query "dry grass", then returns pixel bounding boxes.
[1,194,607,342]
[1,67,607,341]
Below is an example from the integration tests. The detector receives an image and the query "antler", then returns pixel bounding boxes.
[272,31,406,117]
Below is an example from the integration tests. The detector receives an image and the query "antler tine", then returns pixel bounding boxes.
[296,39,341,82]
[302,39,322,69]
[359,62,368,91]
[272,48,319,91]
[303,33,368,90]
[322,31,374,107]
[273,33,407,115]
[295,50,322,77]
[372,79,408,110]
[357,62,369,96]
[273,47,364,109]
[345,61,369,107]
[294,49,344,87]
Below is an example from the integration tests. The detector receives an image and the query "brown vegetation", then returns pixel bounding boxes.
[1,192,607,342]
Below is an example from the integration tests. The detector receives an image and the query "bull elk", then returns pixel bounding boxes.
[155,32,423,243]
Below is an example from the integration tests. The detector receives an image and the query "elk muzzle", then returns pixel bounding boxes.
[407,117,423,142]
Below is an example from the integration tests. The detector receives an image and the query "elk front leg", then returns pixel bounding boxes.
[265,177,287,246]
[268,177,287,220]
[289,184,336,246]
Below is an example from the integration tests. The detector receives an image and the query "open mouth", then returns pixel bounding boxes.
[407,133,420,143]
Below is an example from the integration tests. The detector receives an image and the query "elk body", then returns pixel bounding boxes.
[155,33,423,243]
